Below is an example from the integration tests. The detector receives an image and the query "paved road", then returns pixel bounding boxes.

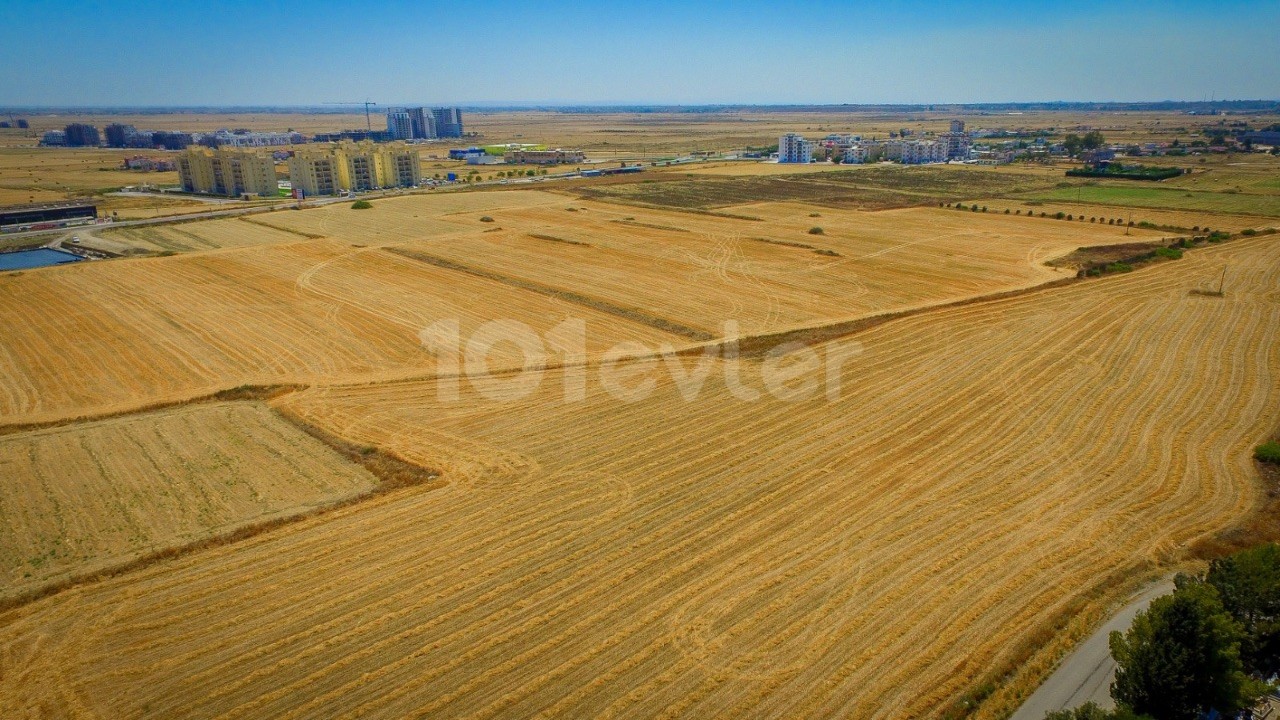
[1010,578,1175,720]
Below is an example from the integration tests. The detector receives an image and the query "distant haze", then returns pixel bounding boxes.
[3,0,1277,106]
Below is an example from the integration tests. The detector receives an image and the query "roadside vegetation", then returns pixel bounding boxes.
[1046,544,1280,720]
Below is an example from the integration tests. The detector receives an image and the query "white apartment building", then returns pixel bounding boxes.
[386,111,413,140]
[900,140,948,165]
[778,133,812,163]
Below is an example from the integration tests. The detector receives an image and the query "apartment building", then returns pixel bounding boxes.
[385,107,461,140]
[386,111,414,141]
[176,146,278,197]
[408,107,436,139]
[900,140,948,165]
[432,107,464,138]
[205,130,304,148]
[287,141,421,196]
[64,123,100,147]
[778,133,812,163]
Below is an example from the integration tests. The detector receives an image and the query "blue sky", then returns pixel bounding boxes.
[1,0,1277,106]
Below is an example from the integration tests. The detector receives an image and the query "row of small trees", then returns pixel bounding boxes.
[1048,544,1280,720]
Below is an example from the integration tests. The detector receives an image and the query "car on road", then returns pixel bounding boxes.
[71,236,81,244]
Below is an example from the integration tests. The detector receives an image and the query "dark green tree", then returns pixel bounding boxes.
[1083,130,1106,150]
[1063,134,1084,158]
[1109,581,1255,720]
[1204,543,1280,674]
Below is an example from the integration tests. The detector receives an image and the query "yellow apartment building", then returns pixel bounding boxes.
[287,141,421,196]
[176,146,278,197]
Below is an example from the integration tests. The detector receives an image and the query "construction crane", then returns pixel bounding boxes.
[323,100,377,132]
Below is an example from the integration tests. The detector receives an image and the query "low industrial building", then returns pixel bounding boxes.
[287,141,421,196]
[176,146,279,197]
[0,202,97,232]
[506,149,585,164]
[122,156,176,171]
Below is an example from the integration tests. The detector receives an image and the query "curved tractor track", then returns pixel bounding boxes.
[1,234,1276,719]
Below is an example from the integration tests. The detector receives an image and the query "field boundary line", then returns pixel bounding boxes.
[0,404,443,615]
[0,384,304,436]
[385,246,716,341]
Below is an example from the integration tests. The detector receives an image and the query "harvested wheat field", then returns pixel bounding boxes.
[0,238,680,425]
[0,188,1163,424]
[93,217,311,253]
[1,234,1274,719]
[389,201,1162,336]
[0,402,377,603]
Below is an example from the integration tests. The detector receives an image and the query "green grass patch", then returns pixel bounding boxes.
[351,200,373,210]
[579,165,1067,211]
[1256,441,1280,464]
[1023,186,1280,217]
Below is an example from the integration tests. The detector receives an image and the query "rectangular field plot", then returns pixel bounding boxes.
[0,402,377,600]
[94,217,311,253]
[2,235,1274,719]
[0,239,681,425]
[391,202,1162,336]
[575,164,1066,210]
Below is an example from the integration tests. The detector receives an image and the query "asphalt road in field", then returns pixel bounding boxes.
[1010,578,1175,720]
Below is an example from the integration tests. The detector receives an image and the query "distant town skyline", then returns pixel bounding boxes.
[2,0,1278,107]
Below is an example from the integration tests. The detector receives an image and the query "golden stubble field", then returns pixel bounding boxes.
[0,232,1275,719]
[0,402,379,602]
[0,189,1168,424]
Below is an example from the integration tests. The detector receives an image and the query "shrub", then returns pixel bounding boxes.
[1256,441,1280,464]
[971,204,979,212]
[807,226,824,235]
[1067,214,1074,221]
[1154,246,1183,260]
[1241,228,1257,236]
[1055,212,1066,220]
[479,216,495,222]
[351,200,373,210]
[809,212,821,217]
[1106,262,1134,273]
[1004,208,1010,214]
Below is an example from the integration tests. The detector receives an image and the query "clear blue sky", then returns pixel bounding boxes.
[2,0,1277,106]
